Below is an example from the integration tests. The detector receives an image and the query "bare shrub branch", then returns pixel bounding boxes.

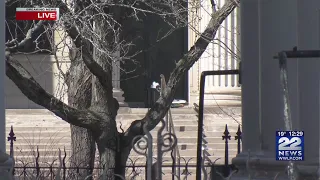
[124,0,240,146]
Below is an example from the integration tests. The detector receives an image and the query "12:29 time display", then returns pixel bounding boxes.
[288,131,304,136]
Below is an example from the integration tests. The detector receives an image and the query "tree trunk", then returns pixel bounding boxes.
[97,134,130,180]
[5,1,240,179]
[90,13,122,178]
[114,152,126,179]
[114,136,132,179]
[66,52,96,179]
[97,142,117,179]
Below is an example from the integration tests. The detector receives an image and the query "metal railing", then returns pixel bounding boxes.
[195,69,241,179]
[274,47,320,180]
[6,124,241,179]
[166,109,181,179]
[159,74,182,179]
[8,125,242,180]
[4,72,244,179]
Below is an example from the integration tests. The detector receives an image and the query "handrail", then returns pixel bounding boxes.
[159,74,181,179]
[196,70,240,179]
[167,109,181,179]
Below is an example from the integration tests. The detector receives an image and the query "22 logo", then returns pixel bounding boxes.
[278,137,302,151]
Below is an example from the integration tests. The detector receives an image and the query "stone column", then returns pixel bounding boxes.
[188,1,241,107]
[295,0,320,175]
[232,0,320,179]
[112,50,128,107]
[188,1,200,105]
[0,0,5,152]
[1,2,14,178]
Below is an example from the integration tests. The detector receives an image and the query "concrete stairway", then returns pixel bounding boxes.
[201,88,241,107]
[5,108,241,178]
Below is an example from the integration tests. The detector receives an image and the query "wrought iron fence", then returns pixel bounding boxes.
[160,74,181,179]
[5,122,241,180]
[3,74,242,179]
[0,75,242,179]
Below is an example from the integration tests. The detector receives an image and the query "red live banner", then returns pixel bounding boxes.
[16,8,59,21]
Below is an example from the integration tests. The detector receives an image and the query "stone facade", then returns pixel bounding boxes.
[5,0,240,109]
[232,0,320,179]
[188,0,241,106]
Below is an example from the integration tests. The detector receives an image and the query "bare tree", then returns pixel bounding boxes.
[5,0,239,178]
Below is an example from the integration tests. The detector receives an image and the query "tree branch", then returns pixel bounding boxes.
[5,17,100,130]
[210,0,217,12]
[124,0,240,144]
[57,1,114,96]
[5,55,99,130]
[6,20,46,52]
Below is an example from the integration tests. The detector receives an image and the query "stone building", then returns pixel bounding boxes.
[4,0,240,109]
[233,0,320,179]
[3,0,320,179]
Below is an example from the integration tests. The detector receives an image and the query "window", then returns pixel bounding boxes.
[6,2,53,53]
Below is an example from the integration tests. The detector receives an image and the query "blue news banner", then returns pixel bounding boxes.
[276,131,304,161]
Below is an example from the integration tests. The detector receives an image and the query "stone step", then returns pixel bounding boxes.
[129,151,238,159]
[8,149,237,156]
[203,94,241,101]
[5,124,240,134]
[121,125,241,133]
[6,122,240,131]
[116,114,231,120]
[200,91,242,107]
[7,142,238,150]
[12,167,217,180]
[5,113,210,119]
[150,120,239,126]
[5,108,200,115]
[11,155,235,165]
[13,172,220,180]
[6,130,240,139]
[5,107,241,116]
[6,110,240,120]
[129,108,210,114]
[6,124,239,133]
[5,119,240,128]
[11,171,200,180]
[12,157,235,179]
[130,107,241,114]
[12,162,229,177]
[11,172,207,180]
[8,148,238,160]
[203,100,241,107]
[7,136,239,145]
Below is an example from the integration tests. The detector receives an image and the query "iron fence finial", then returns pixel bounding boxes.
[7,126,16,157]
[235,125,242,140]
[7,126,16,144]
[235,125,242,154]
[222,124,231,140]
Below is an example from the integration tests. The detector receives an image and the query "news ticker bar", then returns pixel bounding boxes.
[16,8,59,21]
